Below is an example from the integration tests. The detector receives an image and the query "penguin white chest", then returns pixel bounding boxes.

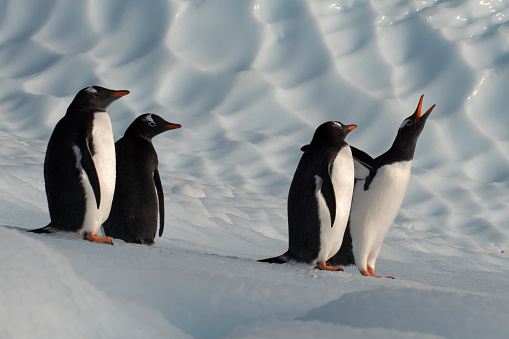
[350,161,412,258]
[316,146,355,262]
[81,112,116,234]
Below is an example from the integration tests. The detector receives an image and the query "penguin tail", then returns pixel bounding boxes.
[258,253,291,264]
[27,223,56,234]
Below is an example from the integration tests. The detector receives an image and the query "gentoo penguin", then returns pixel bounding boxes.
[328,95,435,278]
[260,121,357,271]
[103,114,181,245]
[29,86,129,245]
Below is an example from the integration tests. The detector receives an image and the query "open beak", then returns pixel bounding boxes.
[111,90,130,97]
[415,95,435,122]
[166,123,182,129]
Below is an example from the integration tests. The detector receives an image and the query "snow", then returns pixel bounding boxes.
[1,0,509,338]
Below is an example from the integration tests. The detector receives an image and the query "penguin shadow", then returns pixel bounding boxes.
[1,224,31,232]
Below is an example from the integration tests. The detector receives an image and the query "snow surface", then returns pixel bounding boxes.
[1,0,509,338]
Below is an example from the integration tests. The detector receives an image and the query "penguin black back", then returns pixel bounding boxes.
[103,114,181,244]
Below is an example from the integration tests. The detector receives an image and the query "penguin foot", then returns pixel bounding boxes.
[360,267,394,279]
[360,269,379,277]
[84,232,114,245]
[316,261,344,271]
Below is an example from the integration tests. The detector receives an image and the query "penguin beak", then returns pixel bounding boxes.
[415,95,435,122]
[111,90,130,97]
[347,125,357,131]
[166,123,182,129]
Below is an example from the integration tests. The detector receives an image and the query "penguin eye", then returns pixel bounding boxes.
[148,121,156,127]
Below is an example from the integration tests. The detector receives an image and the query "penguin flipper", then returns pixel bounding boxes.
[321,166,337,227]
[301,144,310,152]
[81,139,101,209]
[153,169,165,237]
[351,146,373,180]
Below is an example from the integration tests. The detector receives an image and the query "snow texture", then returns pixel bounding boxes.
[0,0,509,338]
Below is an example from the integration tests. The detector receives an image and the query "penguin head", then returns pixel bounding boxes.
[310,121,356,147]
[392,95,435,157]
[69,86,130,112]
[397,95,435,140]
[125,113,182,140]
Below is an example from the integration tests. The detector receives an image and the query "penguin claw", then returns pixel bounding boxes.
[360,268,394,279]
[316,261,344,271]
[84,232,114,245]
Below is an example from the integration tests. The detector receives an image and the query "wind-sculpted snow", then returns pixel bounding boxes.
[0,227,191,339]
[0,0,509,338]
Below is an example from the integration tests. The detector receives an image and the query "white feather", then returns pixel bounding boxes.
[316,146,355,264]
[143,114,154,124]
[353,158,371,180]
[85,86,97,94]
[72,145,82,170]
[80,112,116,236]
[349,161,412,272]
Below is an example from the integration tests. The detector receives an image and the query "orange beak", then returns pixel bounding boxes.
[111,90,130,97]
[348,125,357,131]
[166,123,182,129]
[415,95,435,122]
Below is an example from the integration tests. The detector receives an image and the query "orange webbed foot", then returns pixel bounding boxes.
[316,261,344,271]
[84,232,114,245]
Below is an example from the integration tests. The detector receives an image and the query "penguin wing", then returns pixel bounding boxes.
[301,144,310,152]
[320,166,337,227]
[154,169,165,237]
[81,139,101,209]
[351,146,373,180]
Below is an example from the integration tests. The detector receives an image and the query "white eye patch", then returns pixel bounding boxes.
[85,86,97,94]
[333,121,343,128]
[142,114,156,126]
[399,119,412,129]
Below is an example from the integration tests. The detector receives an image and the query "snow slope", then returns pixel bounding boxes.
[1,0,508,338]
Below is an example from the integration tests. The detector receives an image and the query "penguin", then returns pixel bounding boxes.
[103,114,181,245]
[29,86,129,245]
[328,95,435,278]
[259,121,357,271]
